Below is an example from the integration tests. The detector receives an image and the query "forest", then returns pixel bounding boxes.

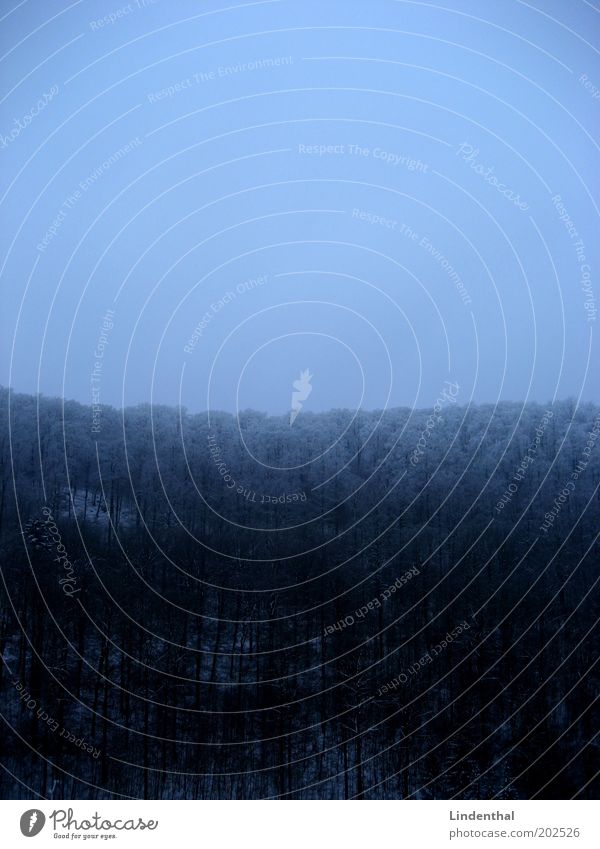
[0,387,598,799]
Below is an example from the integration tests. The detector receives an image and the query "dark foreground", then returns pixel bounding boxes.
[0,390,598,798]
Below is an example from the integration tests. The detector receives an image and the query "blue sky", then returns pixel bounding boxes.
[0,0,598,413]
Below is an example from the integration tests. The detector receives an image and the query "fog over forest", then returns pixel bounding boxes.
[1,0,599,810]
[1,390,598,798]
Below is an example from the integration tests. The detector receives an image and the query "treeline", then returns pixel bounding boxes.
[0,388,598,798]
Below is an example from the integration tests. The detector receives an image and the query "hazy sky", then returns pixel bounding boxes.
[1,0,598,414]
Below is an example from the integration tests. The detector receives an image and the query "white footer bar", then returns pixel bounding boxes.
[0,800,598,848]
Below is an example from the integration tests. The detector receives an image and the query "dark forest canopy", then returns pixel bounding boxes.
[0,389,598,798]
